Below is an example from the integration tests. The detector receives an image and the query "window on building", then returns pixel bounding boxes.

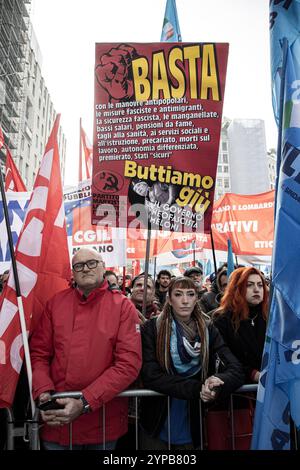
[217,165,222,173]
[223,153,228,163]
[32,82,35,96]
[41,124,44,136]
[25,98,32,121]
[19,157,23,172]
[224,165,229,173]
[217,178,222,187]
[224,178,230,189]
[36,135,38,148]
[37,116,40,129]
[38,97,41,109]
[222,141,227,151]
[21,136,25,151]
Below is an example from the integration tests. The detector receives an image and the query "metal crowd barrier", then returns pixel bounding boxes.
[28,385,258,451]
[2,407,34,450]
[4,384,299,450]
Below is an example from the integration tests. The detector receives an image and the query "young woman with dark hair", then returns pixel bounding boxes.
[139,277,245,450]
[213,266,269,384]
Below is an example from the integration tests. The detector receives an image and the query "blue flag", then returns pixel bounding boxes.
[205,259,212,276]
[226,239,234,279]
[160,0,182,42]
[252,1,300,450]
[270,0,300,125]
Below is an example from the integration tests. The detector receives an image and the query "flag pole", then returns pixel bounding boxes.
[122,266,126,294]
[0,169,35,416]
[153,252,157,281]
[142,220,151,319]
[210,229,217,273]
[274,37,288,216]
[79,118,82,182]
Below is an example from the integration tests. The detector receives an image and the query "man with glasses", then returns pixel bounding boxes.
[30,248,142,450]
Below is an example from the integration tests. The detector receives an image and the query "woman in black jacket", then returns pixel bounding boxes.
[213,266,269,384]
[139,276,245,450]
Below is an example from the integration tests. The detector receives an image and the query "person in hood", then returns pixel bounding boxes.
[199,265,228,314]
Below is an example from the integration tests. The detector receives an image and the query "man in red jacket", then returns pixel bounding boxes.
[30,248,142,450]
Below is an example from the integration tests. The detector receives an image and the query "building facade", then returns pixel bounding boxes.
[214,117,273,201]
[0,0,66,190]
[214,116,231,201]
[17,26,66,188]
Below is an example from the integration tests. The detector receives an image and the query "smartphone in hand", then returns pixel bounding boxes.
[38,398,64,411]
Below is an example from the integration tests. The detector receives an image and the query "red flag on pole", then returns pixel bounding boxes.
[79,120,93,181]
[5,147,27,192]
[0,115,71,408]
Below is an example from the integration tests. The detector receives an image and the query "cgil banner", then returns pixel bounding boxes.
[92,42,229,233]
[64,181,126,267]
[0,180,126,272]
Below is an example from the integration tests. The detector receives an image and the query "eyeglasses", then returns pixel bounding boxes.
[72,259,101,272]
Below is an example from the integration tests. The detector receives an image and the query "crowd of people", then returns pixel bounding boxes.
[0,250,270,450]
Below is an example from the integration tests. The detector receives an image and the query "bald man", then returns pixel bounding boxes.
[30,248,142,450]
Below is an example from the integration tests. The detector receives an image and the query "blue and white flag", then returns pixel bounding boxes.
[160,0,181,42]
[252,1,300,450]
[270,0,300,125]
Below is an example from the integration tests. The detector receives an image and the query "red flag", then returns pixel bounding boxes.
[5,147,27,192]
[79,120,93,181]
[132,260,141,277]
[0,115,71,408]
[0,126,4,150]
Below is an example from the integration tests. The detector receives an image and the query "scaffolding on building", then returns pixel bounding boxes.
[0,0,32,173]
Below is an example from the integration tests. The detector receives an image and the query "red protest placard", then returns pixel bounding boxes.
[92,43,228,233]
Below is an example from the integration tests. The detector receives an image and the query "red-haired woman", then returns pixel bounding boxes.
[139,277,245,450]
[213,266,269,384]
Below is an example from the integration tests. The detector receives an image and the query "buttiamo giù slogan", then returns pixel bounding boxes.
[124,161,214,214]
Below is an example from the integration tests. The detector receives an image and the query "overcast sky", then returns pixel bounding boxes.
[31,0,277,186]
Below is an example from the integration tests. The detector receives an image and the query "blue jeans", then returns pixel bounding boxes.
[43,440,117,450]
